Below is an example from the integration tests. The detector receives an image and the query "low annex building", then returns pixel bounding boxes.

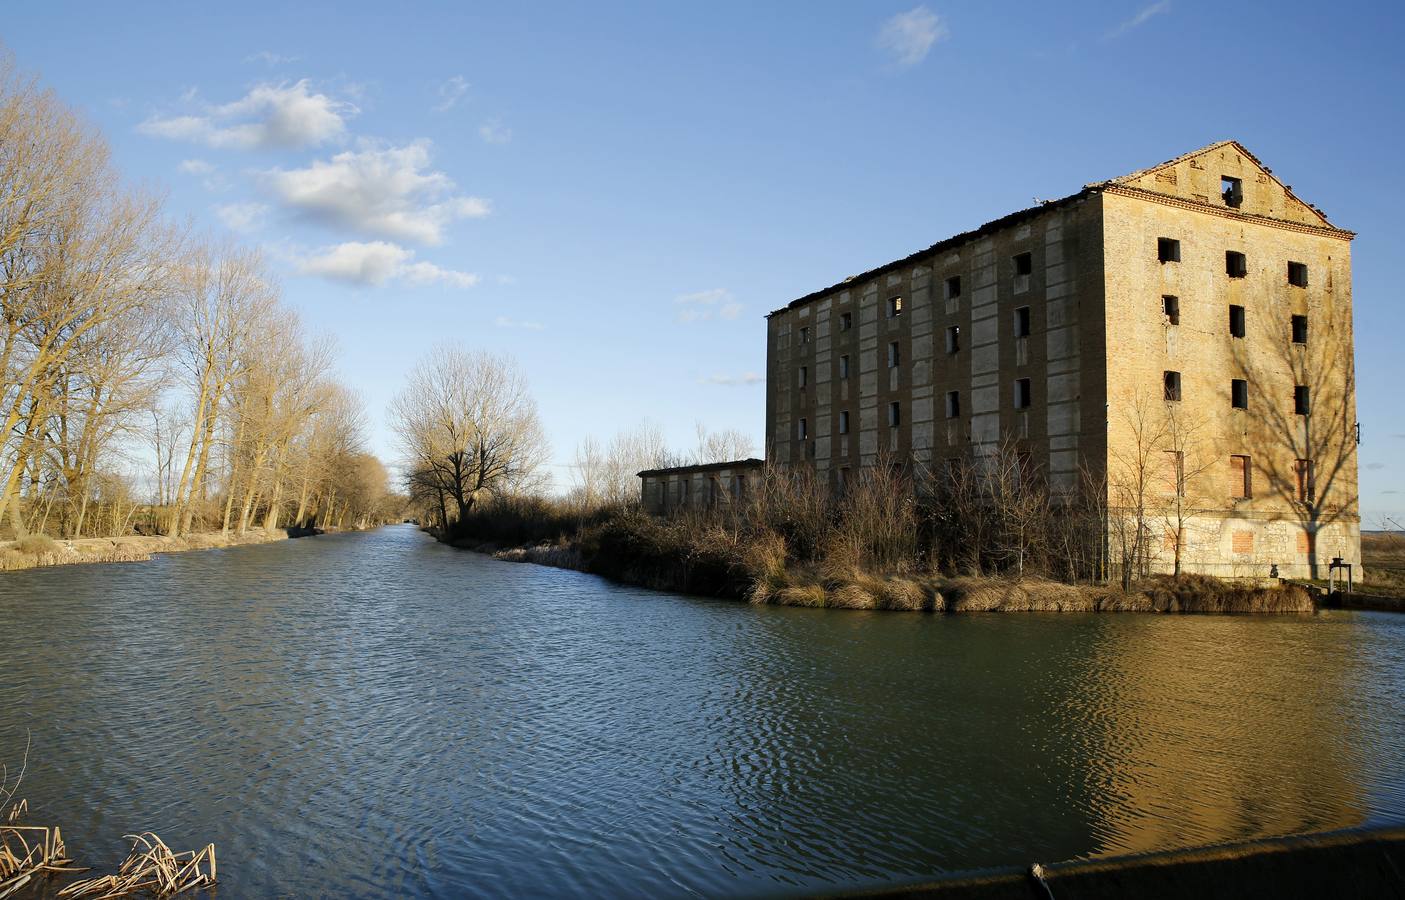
[763,140,1360,580]
[638,459,764,515]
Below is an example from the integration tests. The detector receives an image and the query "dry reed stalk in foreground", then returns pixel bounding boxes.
[1,802,86,900]
[58,832,216,900]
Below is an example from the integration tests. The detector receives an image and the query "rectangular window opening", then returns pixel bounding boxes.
[1288,261,1309,288]
[798,365,807,388]
[1226,250,1248,278]
[1232,378,1248,409]
[799,326,810,344]
[1014,377,1032,409]
[798,418,808,440]
[945,275,962,299]
[1294,385,1310,415]
[888,401,901,428]
[1291,314,1308,344]
[946,325,961,354]
[887,296,903,318]
[946,390,961,419]
[1222,175,1243,208]
[1158,237,1181,263]
[1163,370,1182,402]
[1014,252,1033,276]
[1014,306,1031,338]
[887,341,900,368]
[839,354,850,379]
[1231,454,1252,499]
[1229,304,1246,338]
[1163,295,1179,325]
[839,410,850,435]
[839,311,853,331]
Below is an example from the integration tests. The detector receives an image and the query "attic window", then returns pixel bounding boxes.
[1163,295,1179,325]
[945,275,962,299]
[839,311,853,331]
[1158,238,1181,263]
[1226,250,1248,278]
[1288,262,1309,288]
[1014,253,1033,276]
[1222,176,1243,208]
[888,296,903,318]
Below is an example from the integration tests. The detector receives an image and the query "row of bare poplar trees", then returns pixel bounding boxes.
[0,56,390,540]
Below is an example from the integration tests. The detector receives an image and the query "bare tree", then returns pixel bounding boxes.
[1108,393,1171,590]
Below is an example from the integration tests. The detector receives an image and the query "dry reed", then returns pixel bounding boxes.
[58,833,216,900]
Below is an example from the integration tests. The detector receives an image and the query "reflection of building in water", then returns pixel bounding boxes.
[1045,619,1369,856]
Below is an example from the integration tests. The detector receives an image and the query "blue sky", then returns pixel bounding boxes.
[6,1,1404,522]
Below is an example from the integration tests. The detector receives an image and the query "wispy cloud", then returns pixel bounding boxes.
[139,80,356,150]
[259,140,489,245]
[434,76,470,112]
[214,201,269,233]
[1365,462,1386,470]
[876,6,948,67]
[675,288,742,324]
[178,159,214,175]
[494,315,544,330]
[245,51,300,67]
[700,373,763,387]
[1105,1,1171,40]
[479,120,512,144]
[296,240,479,289]
[176,158,228,191]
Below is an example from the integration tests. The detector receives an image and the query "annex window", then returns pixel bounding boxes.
[887,296,903,318]
[839,311,853,331]
[1226,250,1248,278]
[1295,458,1313,502]
[1291,314,1308,344]
[1230,454,1252,499]
[1229,304,1246,338]
[946,390,961,418]
[1288,261,1309,288]
[1014,377,1032,409]
[1014,252,1033,276]
[798,365,808,388]
[1163,370,1182,402]
[1162,450,1185,496]
[888,341,900,368]
[798,417,808,440]
[1231,378,1248,409]
[1222,175,1243,208]
[945,275,962,300]
[1163,295,1179,325]
[946,325,961,354]
[1158,237,1181,263]
[799,326,810,344]
[888,401,901,428]
[839,354,850,379]
[1014,306,1031,338]
[839,410,850,435]
[1294,385,1310,415]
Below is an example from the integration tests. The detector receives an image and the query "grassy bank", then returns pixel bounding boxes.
[0,527,321,573]
[443,495,1315,615]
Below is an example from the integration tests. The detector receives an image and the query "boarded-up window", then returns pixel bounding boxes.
[1230,455,1251,499]
[1232,530,1255,555]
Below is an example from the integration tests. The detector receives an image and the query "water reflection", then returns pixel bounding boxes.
[1,525,1402,898]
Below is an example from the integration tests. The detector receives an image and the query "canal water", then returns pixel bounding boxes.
[2,524,1404,898]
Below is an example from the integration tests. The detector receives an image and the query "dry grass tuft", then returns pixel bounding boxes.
[59,832,216,899]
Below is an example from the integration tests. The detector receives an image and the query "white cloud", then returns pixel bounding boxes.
[260,141,489,245]
[214,201,269,233]
[700,373,763,386]
[178,159,215,175]
[138,80,356,150]
[876,6,948,66]
[245,51,300,66]
[479,120,512,144]
[675,288,742,323]
[434,76,470,112]
[1105,1,1171,39]
[494,315,545,330]
[296,241,478,289]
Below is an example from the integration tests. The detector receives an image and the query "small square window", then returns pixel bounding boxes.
[1164,370,1182,402]
[1288,262,1309,288]
[1232,378,1247,409]
[1163,295,1179,325]
[1222,175,1243,208]
[1014,377,1032,409]
[839,311,853,331]
[1014,306,1031,338]
[798,366,807,388]
[1158,238,1181,263]
[946,390,961,418]
[945,275,962,299]
[798,418,808,440]
[887,341,900,368]
[946,325,961,354]
[887,296,903,318]
[1229,304,1245,338]
[1226,250,1248,278]
[1291,314,1308,344]
[839,354,850,379]
[1014,252,1033,276]
[1294,385,1310,415]
[839,410,850,435]
[1230,455,1252,499]
[888,401,901,428]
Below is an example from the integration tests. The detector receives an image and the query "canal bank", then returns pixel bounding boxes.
[0,526,322,573]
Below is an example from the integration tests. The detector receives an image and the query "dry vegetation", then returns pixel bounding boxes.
[1361,531,1405,596]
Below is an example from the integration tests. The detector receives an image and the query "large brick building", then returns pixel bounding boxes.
[764,141,1360,579]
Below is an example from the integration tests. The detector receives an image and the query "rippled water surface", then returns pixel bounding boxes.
[3,525,1405,897]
